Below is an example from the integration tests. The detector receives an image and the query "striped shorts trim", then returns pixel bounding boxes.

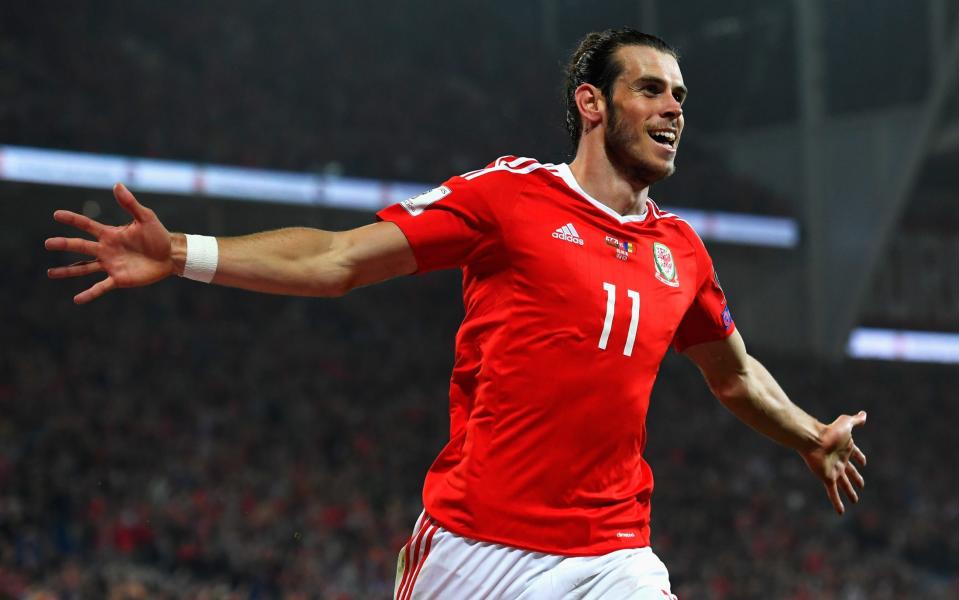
[394,511,677,600]
[394,512,440,600]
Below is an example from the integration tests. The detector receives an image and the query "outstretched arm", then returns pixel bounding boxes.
[684,330,867,515]
[46,183,416,303]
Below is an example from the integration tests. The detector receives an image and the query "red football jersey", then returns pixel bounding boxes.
[377,156,734,555]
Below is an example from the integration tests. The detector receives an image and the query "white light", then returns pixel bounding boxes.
[847,328,959,364]
[0,145,129,188]
[201,165,318,205]
[666,207,799,248]
[1,144,799,248]
[130,159,197,195]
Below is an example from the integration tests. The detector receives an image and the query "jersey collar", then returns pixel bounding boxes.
[554,163,649,224]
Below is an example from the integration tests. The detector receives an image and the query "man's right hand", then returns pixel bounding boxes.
[46,183,176,304]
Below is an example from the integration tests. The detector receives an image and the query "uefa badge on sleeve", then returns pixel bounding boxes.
[652,242,679,287]
[401,185,451,216]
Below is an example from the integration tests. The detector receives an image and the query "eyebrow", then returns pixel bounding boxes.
[632,75,688,98]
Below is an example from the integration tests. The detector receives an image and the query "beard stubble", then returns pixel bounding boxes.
[603,102,676,188]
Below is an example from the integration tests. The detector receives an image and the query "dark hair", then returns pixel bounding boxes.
[564,29,679,149]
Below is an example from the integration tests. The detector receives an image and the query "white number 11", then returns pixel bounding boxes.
[598,282,641,356]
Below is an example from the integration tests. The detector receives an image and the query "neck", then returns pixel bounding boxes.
[568,139,650,216]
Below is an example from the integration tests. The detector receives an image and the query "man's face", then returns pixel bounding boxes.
[603,45,686,186]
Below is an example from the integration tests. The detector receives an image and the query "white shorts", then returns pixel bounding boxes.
[394,512,677,600]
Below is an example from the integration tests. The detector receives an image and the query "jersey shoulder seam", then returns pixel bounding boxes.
[460,156,554,182]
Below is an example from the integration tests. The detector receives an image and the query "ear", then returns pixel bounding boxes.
[574,83,605,133]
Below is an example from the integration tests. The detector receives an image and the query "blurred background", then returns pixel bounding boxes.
[2,0,958,598]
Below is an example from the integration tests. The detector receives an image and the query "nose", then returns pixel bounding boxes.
[661,97,683,120]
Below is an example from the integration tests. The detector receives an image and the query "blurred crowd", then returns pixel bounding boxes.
[0,2,563,184]
[648,358,959,598]
[0,2,791,216]
[3,235,461,599]
[2,193,958,599]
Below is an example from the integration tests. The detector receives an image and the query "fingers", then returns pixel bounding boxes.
[74,276,116,304]
[846,462,865,490]
[855,448,867,468]
[113,183,153,222]
[825,479,844,515]
[852,410,867,427]
[53,210,106,237]
[45,236,98,256]
[47,260,103,279]
[839,472,859,504]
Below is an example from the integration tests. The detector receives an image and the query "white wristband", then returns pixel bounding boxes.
[182,234,219,283]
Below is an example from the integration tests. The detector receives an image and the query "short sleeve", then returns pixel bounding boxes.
[672,231,736,353]
[376,173,501,273]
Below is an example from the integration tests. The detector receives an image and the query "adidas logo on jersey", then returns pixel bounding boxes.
[552,223,584,246]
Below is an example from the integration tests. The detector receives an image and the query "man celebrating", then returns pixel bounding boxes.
[47,29,866,599]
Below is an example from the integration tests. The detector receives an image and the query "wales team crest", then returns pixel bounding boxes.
[652,242,679,287]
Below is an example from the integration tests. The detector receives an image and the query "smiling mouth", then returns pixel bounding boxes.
[647,129,677,149]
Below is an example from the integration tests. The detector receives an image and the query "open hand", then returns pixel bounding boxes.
[800,411,868,515]
[46,183,175,304]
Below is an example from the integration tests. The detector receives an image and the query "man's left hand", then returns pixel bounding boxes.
[800,411,868,515]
